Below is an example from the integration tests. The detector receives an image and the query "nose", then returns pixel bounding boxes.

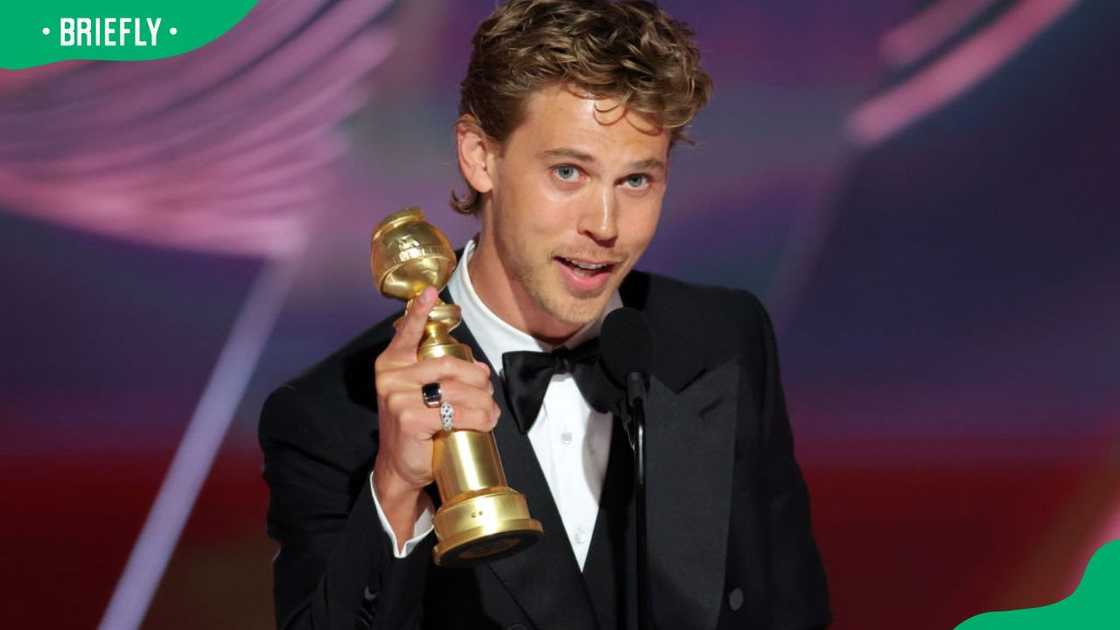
[577,184,618,244]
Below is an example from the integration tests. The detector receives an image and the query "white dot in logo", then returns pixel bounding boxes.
[42,27,50,35]
[169,27,178,36]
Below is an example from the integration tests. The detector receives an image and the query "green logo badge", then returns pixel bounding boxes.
[1,1,259,69]
[956,540,1120,629]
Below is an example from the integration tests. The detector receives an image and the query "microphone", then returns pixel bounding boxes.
[600,307,655,629]
[601,307,654,444]
[601,307,653,386]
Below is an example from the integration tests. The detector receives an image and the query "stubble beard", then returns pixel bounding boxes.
[504,242,610,329]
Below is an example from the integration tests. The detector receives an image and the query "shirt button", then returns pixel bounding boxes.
[728,587,744,611]
[560,431,573,445]
[574,527,587,545]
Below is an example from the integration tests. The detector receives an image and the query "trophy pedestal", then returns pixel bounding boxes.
[429,428,542,566]
[432,488,542,566]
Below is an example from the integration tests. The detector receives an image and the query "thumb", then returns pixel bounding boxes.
[385,286,438,363]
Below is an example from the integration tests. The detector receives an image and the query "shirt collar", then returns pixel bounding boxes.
[447,236,622,375]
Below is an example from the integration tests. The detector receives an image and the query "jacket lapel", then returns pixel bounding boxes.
[440,286,600,630]
[577,363,739,630]
[617,271,739,630]
[644,363,738,630]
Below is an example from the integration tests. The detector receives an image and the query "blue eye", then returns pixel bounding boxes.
[624,174,649,189]
[555,165,579,181]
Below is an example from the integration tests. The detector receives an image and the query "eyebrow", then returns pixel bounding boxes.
[539,148,595,163]
[538,148,666,172]
[629,157,667,173]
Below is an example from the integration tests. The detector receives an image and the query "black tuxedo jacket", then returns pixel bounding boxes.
[259,269,830,630]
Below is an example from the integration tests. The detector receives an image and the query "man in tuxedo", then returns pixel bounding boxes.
[259,1,830,628]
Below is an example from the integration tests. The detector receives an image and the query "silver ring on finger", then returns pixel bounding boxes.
[421,382,442,408]
[439,401,455,433]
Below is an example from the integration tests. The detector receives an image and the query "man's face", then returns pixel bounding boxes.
[478,85,670,332]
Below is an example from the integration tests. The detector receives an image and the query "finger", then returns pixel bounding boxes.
[382,380,496,422]
[393,356,493,390]
[382,287,438,364]
[443,404,501,433]
[400,402,499,438]
[430,380,500,419]
[473,360,494,395]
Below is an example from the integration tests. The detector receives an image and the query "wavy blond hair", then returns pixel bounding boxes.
[451,0,713,215]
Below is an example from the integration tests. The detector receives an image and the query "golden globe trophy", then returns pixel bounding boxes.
[370,207,542,566]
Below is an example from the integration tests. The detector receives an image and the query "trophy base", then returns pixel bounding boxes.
[432,487,543,567]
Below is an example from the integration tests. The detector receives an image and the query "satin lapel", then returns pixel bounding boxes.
[645,360,739,630]
[440,287,600,630]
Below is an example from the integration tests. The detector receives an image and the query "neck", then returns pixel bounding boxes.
[468,233,580,347]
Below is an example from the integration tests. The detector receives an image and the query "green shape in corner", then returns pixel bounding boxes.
[956,540,1120,630]
[1,1,258,70]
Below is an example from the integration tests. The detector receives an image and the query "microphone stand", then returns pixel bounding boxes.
[626,372,652,629]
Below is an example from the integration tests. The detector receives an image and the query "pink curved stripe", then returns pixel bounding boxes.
[880,0,999,68]
[849,0,1079,147]
[0,31,391,172]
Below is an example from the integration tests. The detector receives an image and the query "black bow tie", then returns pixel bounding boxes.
[501,338,620,433]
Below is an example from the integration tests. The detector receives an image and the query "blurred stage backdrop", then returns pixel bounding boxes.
[2,1,1117,628]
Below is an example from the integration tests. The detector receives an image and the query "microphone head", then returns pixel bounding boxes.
[601,307,653,385]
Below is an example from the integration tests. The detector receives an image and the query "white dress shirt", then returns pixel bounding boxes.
[371,236,620,569]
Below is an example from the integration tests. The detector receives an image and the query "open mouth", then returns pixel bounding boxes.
[553,255,621,294]
[554,256,618,278]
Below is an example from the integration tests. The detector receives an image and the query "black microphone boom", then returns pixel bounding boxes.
[600,307,655,629]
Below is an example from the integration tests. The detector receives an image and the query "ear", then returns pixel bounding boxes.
[456,115,497,197]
